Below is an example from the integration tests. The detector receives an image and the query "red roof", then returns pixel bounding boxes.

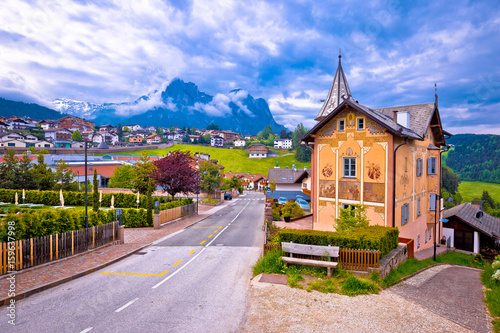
[68,165,120,178]
[0,155,38,163]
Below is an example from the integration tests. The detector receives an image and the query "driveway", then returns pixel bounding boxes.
[240,265,492,332]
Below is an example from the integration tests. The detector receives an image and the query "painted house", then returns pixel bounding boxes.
[146,133,162,144]
[247,143,269,158]
[302,55,447,253]
[267,166,311,202]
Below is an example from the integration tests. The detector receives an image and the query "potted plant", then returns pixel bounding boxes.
[282,212,291,222]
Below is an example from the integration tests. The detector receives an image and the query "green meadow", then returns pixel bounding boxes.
[109,144,311,176]
[458,181,500,202]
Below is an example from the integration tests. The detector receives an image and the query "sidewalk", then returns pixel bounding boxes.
[0,203,226,306]
[414,244,453,260]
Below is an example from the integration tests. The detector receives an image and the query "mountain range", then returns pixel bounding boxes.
[50,79,285,135]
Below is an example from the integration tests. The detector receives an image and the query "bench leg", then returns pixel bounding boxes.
[327,267,332,278]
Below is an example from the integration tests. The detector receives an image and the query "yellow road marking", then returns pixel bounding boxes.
[208,234,212,238]
[192,226,222,229]
[218,226,222,229]
[173,260,182,266]
[200,240,206,245]
[213,230,218,233]
[101,270,169,277]
[188,249,195,255]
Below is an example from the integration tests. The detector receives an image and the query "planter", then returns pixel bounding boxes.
[283,216,291,222]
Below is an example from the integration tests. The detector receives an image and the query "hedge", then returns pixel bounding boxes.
[277,226,399,257]
[0,189,192,209]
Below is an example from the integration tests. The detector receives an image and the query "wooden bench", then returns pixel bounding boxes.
[281,242,339,278]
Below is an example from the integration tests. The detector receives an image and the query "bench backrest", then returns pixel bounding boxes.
[282,242,339,258]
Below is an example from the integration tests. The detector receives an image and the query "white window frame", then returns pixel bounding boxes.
[357,117,365,130]
[343,157,356,178]
[338,119,345,132]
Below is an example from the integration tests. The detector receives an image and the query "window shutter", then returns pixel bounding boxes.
[401,205,405,225]
[430,193,436,211]
[417,198,420,216]
[406,203,410,223]
[427,158,431,174]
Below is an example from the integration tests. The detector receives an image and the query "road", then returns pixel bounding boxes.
[1,192,265,333]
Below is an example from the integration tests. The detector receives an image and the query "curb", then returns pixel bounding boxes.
[1,213,212,306]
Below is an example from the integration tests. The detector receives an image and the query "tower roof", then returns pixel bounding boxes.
[316,54,354,121]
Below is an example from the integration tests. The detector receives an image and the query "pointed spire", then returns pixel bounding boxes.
[316,53,353,121]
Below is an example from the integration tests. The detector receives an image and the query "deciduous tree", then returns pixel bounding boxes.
[109,164,135,189]
[71,130,82,142]
[199,161,221,196]
[151,150,200,199]
[131,152,157,195]
[54,159,76,191]
[32,154,55,190]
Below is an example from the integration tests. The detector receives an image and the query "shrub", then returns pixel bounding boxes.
[281,201,305,218]
[340,276,379,296]
[252,249,286,276]
[277,226,399,257]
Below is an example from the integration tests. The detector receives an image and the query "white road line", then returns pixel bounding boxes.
[152,199,253,289]
[115,297,139,313]
[79,328,93,333]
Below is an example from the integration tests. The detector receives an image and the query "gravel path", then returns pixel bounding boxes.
[239,266,491,333]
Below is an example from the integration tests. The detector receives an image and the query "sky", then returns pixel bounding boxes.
[1,0,500,134]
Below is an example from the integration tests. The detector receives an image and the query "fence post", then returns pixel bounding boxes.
[92,226,95,249]
[30,238,33,267]
[154,213,161,229]
[50,235,53,261]
[72,231,74,255]
[56,234,59,259]
[118,225,125,244]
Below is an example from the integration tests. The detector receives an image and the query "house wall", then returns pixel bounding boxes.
[313,106,389,232]
[275,183,301,192]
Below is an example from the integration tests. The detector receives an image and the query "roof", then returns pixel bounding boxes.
[268,168,311,184]
[374,103,436,139]
[316,55,353,120]
[247,143,268,153]
[68,165,119,178]
[443,203,500,238]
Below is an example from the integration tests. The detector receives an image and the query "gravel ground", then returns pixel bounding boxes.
[239,274,476,333]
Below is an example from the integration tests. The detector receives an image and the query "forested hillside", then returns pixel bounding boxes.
[0,98,64,120]
[445,134,500,184]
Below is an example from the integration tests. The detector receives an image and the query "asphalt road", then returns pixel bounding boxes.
[1,192,265,333]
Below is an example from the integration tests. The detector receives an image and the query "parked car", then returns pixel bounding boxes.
[278,197,288,205]
[295,199,310,210]
[224,193,233,200]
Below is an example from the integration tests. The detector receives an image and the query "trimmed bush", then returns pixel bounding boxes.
[277,226,399,257]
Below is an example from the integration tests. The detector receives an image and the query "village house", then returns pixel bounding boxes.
[301,55,447,253]
[129,134,143,143]
[146,133,162,144]
[56,115,94,132]
[233,139,246,147]
[247,143,269,158]
[44,128,73,141]
[274,138,293,149]
[210,136,225,147]
[267,166,311,201]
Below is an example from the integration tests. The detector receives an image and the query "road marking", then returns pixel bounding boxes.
[101,270,169,276]
[188,249,195,254]
[213,230,218,233]
[153,199,252,289]
[208,234,212,238]
[218,226,222,229]
[115,298,139,313]
[173,260,182,266]
[79,328,93,333]
[200,240,206,245]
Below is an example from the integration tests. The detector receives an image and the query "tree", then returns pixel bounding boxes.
[123,126,130,132]
[18,153,37,190]
[441,166,460,194]
[262,125,273,140]
[93,169,99,212]
[293,123,310,162]
[117,123,123,138]
[151,150,200,199]
[54,159,76,191]
[265,133,275,147]
[182,133,190,143]
[131,152,157,195]
[32,154,55,190]
[206,123,220,131]
[481,190,495,209]
[334,204,369,232]
[199,161,221,196]
[280,129,287,139]
[295,145,311,163]
[156,127,164,135]
[71,130,82,142]
[108,164,135,188]
[0,149,19,189]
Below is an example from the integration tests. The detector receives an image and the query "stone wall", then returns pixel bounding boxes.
[368,243,408,278]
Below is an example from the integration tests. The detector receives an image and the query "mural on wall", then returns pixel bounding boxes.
[319,180,336,198]
[322,164,334,178]
[364,183,385,203]
[319,120,336,137]
[367,119,386,135]
[366,161,381,181]
[339,180,360,200]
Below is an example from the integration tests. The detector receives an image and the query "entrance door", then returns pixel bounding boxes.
[454,230,474,252]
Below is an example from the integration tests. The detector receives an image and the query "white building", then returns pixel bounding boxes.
[274,139,293,149]
[210,136,225,147]
[233,139,246,147]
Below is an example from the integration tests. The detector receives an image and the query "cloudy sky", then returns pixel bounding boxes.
[1,0,499,134]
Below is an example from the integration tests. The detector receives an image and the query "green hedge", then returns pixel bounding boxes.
[0,189,190,209]
[278,226,399,257]
[160,198,193,210]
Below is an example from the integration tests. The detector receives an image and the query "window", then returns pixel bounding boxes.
[427,157,437,175]
[417,235,420,249]
[342,204,356,216]
[416,158,423,177]
[417,197,421,216]
[425,229,428,243]
[338,119,345,131]
[429,193,436,211]
[357,118,364,130]
[8,143,15,147]
[401,203,410,225]
[343,157,356,177]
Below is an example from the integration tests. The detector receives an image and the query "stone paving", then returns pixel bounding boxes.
[0,204,217,305]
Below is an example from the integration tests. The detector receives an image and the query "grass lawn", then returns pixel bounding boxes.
[107,144,311,175]
[458,181,500,202]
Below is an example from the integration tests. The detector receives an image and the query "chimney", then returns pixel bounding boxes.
[393,110,398,122]
[396,112,410,128]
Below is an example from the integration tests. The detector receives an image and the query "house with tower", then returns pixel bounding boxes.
[302,55,448,253]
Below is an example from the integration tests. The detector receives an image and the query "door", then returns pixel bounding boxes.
[454,229,474,252]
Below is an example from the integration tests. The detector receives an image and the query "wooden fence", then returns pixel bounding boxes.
[0,221,119,275]
[158,203,197,224]
[263,243,380,272]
